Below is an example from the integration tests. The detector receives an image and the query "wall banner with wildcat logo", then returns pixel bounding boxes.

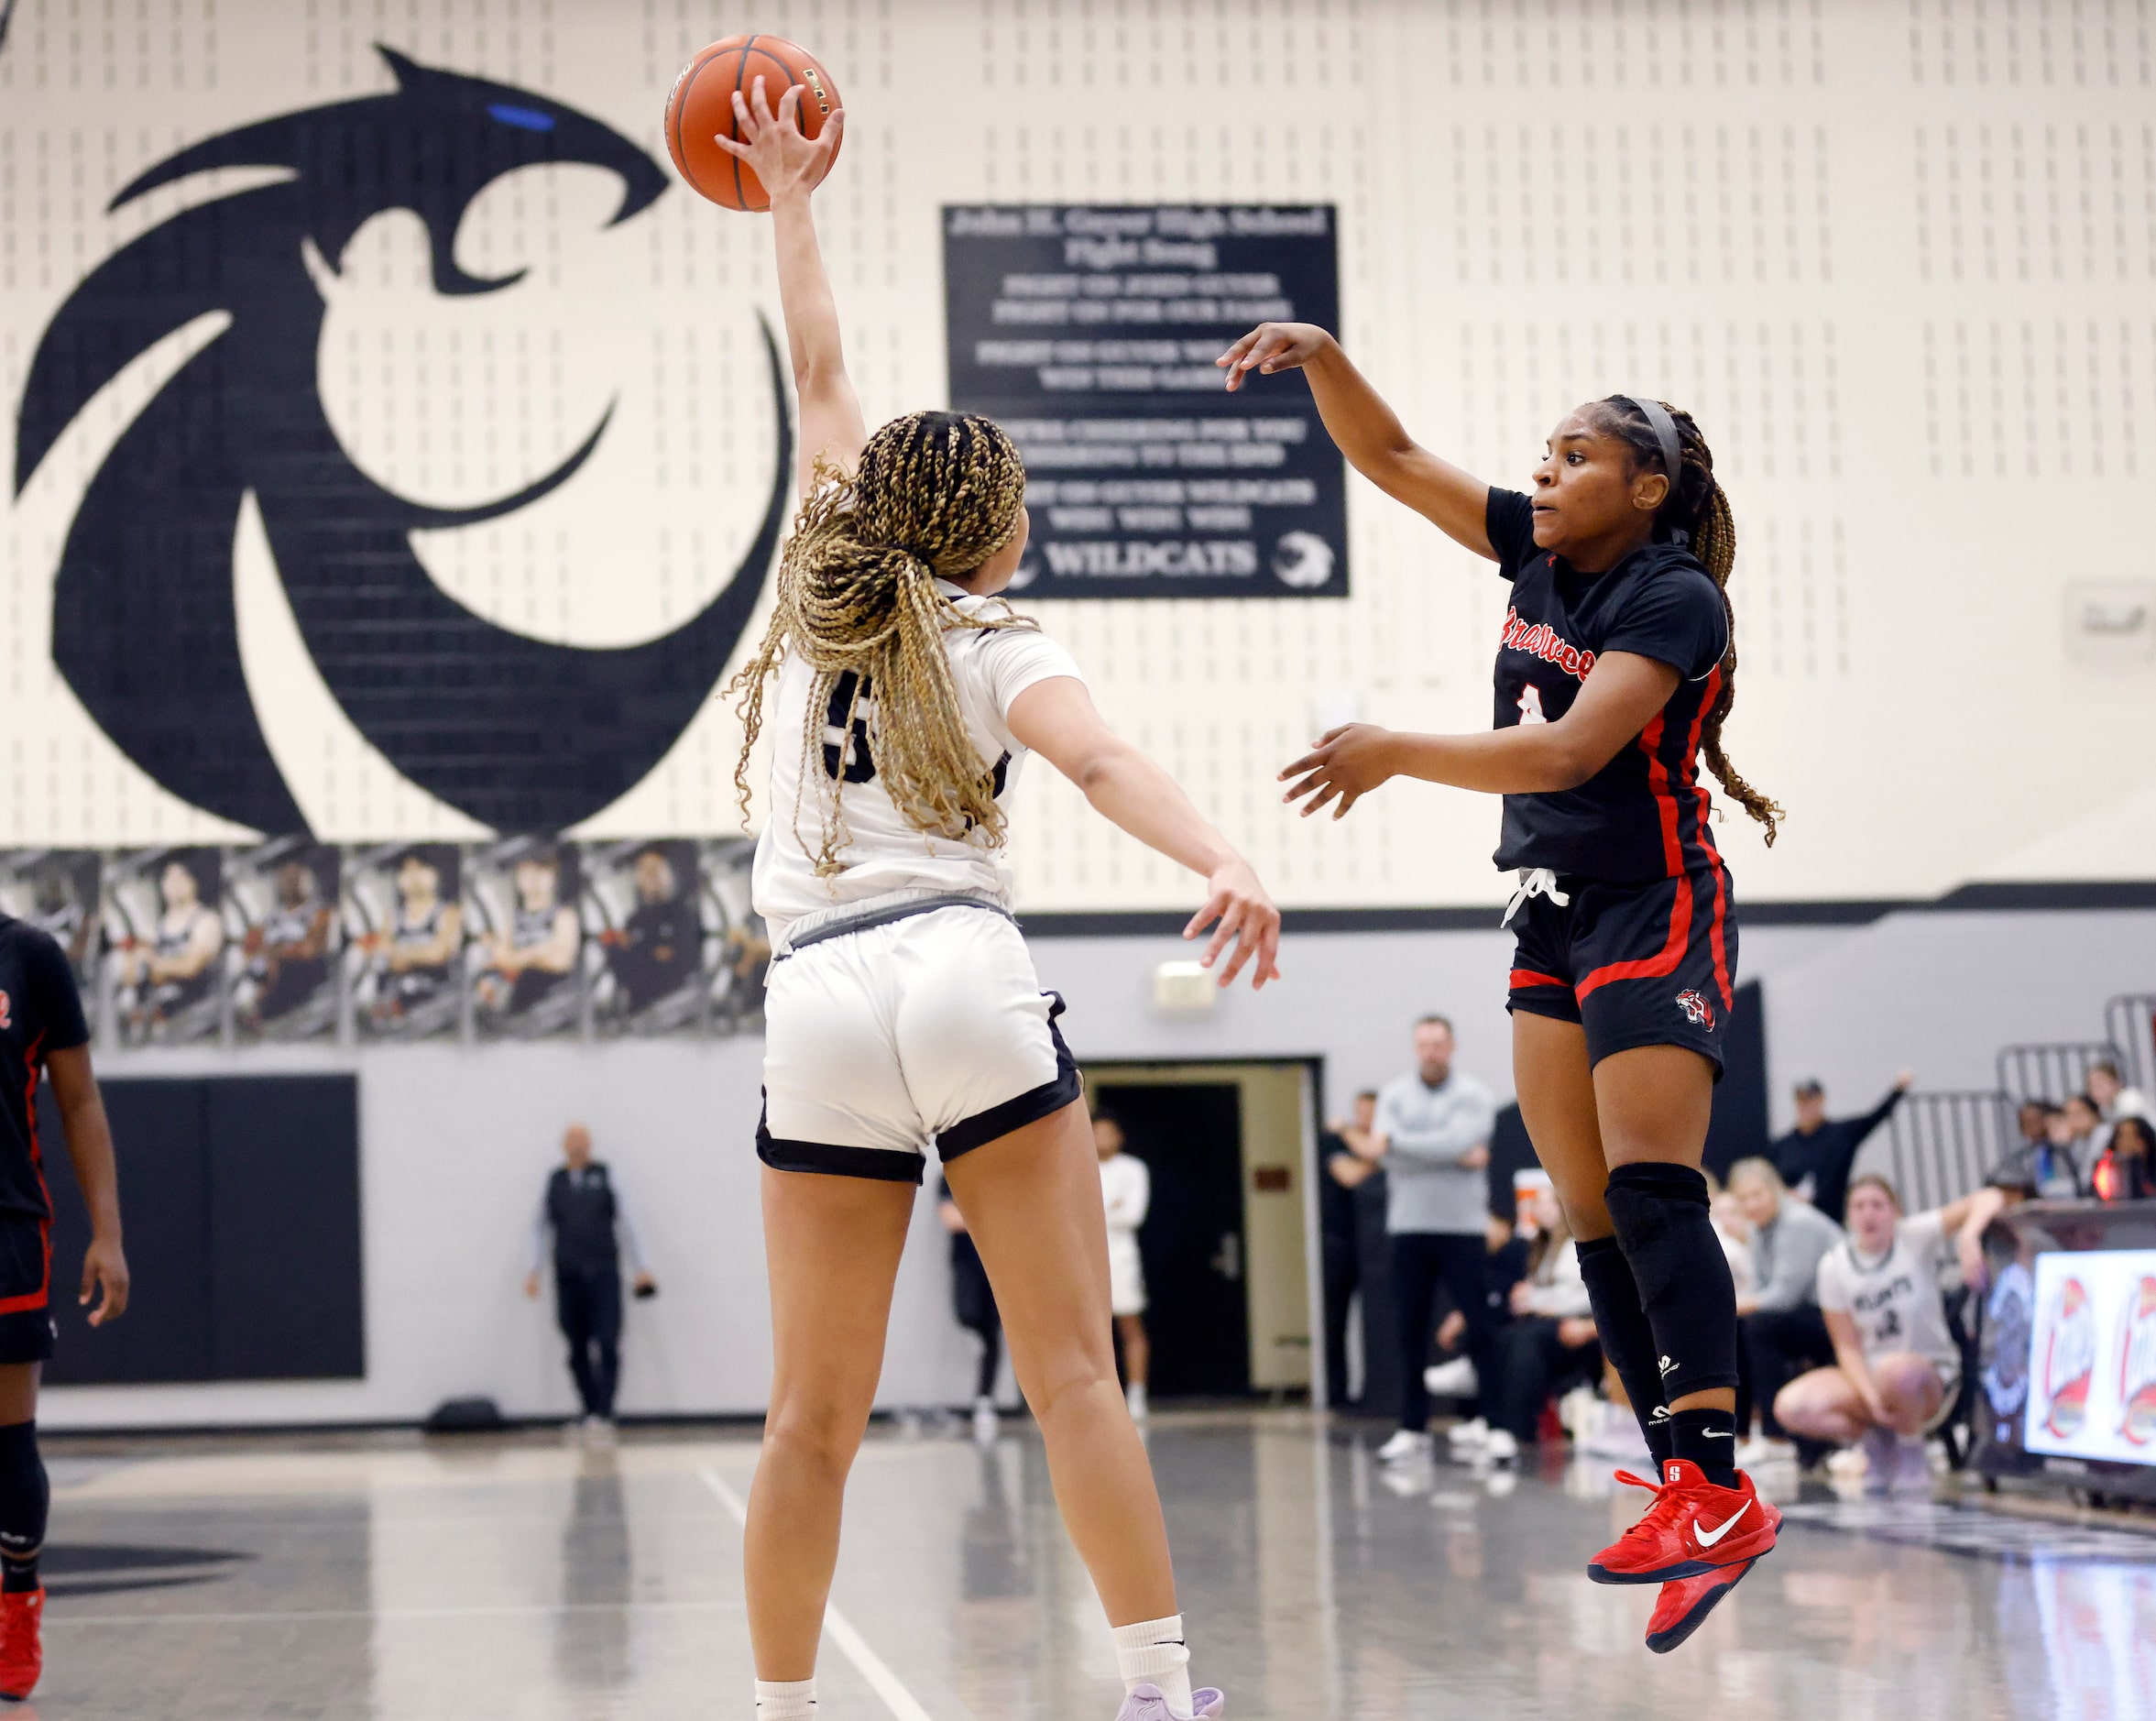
[943,204,1347,600]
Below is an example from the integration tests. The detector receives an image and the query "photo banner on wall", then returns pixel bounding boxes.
[944,204,1346,600]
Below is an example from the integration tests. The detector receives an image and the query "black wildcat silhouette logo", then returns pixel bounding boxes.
[13,46,790,836]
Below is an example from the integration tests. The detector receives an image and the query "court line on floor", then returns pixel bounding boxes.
[697,1465,936,1721]
[46,1600,738,1627]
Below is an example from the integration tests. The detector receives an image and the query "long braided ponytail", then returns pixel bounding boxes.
[728,411,1034,873]
[1593,397,1784,845]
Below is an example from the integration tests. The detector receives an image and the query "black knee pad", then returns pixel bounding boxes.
[1603,1163,1738,1399]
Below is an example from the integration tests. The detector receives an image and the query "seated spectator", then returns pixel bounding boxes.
[1479,1188,1598,1463]
[2095,1114,2156,1202]
[2078,1057,2147,1164]
[1768,1071,1914,1224]
[1706,1168,1757,1301]
[1774,1175,2007,1495]
[1728,1158,1844,1467]
[1988,1101,2078,1200]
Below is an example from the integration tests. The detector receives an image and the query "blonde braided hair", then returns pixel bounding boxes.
[1593,396,1784,845]
[728,411,1034,873]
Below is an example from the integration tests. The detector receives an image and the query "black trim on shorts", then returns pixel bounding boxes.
[755,1099,926,1186]
[937,1005,1082,1160]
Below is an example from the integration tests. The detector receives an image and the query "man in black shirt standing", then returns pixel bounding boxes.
[1319,1091,1384,1411]
[0,914,131,1700]
[525,1124,654,1437]
[1767,1072,1912,1225]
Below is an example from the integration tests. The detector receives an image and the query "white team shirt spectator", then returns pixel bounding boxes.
[1815,1210,1961,1387]
[1100,1150,1151,1316]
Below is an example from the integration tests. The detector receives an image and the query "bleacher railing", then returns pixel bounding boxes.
[1995,1041,2125,1105]
[2102,994,2156,1099]
[1886,1091,2014,1209]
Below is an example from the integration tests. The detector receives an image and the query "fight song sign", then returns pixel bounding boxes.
[943,204,1347,600]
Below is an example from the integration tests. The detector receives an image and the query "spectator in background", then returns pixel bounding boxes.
[1774,1176,2006,1494]
[1727,1157,1844,1468]
[2095,1114,2155,1202]
[1094,1111,1152,1420]
[1988,1101,2087,1201]
[1369,1015,1498,1465]
[2085,1058,2148,1152]
[525,1124,656,1439]
[1768,1071,1914,1224]
[937,1179,1002,1443]
[1319,1091,1383,1410]
[1480,1186,1598,1463]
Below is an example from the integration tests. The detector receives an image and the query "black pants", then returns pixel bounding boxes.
[1741,1304,1833,1447]
[1491,1316,1603,1442]
[1321,1233,1360,1409]
[556,1264,623,1419]
[1390,1232,1499,1432]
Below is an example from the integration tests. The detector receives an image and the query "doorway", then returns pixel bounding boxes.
[1082,1062,1314,1401]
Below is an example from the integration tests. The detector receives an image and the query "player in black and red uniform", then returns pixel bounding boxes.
[1220,322,1784,1653]
[0,915,130,1699]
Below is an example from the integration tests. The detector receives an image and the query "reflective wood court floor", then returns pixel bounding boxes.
[31,1412,2153,1720]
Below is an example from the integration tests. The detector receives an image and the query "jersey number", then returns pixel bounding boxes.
[1517,685,1549,726]
[821,670,1013,807]
[823,673,877,784]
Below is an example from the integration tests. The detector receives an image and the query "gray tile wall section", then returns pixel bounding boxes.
[39,907,2156,1431]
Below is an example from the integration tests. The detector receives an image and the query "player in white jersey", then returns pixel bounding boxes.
[714,82,1279,1721]
[1773,1174,2005,1493]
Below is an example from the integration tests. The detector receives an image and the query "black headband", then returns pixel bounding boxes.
[1624,395,1684,484]
[1622,395,1689,546]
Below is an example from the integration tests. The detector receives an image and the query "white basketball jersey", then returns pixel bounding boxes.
[751,582,1083,935]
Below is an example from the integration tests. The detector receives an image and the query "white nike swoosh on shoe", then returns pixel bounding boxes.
[1692,1502,1751,1547]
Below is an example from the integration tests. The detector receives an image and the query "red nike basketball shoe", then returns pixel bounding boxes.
[1643,1490,1784,1651]
[0,1585,43,1700]
[1588,1461,1778,1584]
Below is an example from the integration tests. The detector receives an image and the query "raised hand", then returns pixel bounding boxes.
[1184,858,1282,990]
[1216,321,1333,392]
[710,74,846,205]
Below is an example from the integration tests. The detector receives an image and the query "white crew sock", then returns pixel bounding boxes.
[1111,1614,1193,1718]
[755,1678,817,1721]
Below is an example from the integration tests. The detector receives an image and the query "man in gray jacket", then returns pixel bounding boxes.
[1360,1015,1497,1463]
[1728,1156,1844,1465]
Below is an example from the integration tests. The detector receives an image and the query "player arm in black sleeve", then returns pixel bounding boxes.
[27,936,128,1326]
[1215,323,1494,555]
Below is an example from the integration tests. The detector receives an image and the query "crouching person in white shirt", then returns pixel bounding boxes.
[1772,1174,2005,1495]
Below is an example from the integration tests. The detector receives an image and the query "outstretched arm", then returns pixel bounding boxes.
[1217,323,1492,554]
[1280,651,1680,819]
[712,77,861,488]
[1007,677,1281,990]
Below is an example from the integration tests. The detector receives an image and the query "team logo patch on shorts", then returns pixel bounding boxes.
[1675,989,1716,1029]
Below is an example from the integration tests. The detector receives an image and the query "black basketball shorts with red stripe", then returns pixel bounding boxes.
[0,1213,55,1365]
[1505,862,1737,1077]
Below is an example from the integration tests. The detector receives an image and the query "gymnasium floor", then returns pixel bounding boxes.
[32,1412,2151,1721]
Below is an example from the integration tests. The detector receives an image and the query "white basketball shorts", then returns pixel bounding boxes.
[757,899,1081,1183]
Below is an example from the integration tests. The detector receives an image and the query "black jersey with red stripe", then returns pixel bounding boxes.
[0,917,90,1222]
[1485,488,1730,882]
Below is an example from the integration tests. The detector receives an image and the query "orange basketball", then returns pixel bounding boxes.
[664,34,843,212]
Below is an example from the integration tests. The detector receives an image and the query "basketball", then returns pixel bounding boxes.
[664,34,843,212]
